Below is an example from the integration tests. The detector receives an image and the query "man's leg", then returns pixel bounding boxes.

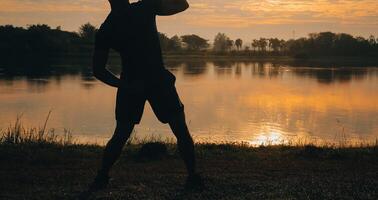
[168,112,196,176]
[99,121,135,175]
[89,121,134,192]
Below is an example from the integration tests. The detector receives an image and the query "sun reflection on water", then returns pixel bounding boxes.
[248,124,287,146]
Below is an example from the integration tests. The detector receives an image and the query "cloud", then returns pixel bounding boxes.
[0,0,377,38]
[0,0,107,12]
[180,0,378,28]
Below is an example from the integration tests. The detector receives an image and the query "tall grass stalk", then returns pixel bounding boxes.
[0,112,73,146]
[1,114,377,149]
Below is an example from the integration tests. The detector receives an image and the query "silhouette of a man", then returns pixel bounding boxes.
[89,0,202,192]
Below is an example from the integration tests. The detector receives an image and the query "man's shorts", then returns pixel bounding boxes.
[115,77,184,124]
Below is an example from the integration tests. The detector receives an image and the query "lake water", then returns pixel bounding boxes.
[1,60,377,145]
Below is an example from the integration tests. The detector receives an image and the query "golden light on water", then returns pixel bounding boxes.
[0,62,377,145]
[249,128,285,146]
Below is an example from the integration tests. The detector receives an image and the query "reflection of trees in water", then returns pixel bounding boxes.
[213,60,234,76]
[291,68,369,84]
[0,64,100,90]
[183,61,207,76]
[235,63,242,78]
[368,68,378,78]
[80,70,96,82]
[26,78,50,93]
[81,82,96,90]
[250,62,281,78]
[166,60,208,76]
[165,60,184,72]
[1,59,375,88]
[80,69,97,90]
[289,59,375,68]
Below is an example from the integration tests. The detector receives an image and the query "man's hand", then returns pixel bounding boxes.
[157,0,189,16]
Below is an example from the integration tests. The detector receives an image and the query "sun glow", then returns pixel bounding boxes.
[249,130,285,146]
[1,0,377,39]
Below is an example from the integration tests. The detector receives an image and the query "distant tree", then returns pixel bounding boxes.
[235,39,243,50]
[228,39,234,50]
[1,25,377,66]
[213,33,233,52]
[181,34,209,51]
[257,38,268,52]
[368,35,376,45]
[333,33,358,55]
[251,39,259,51]
[0,24,83,65]
[268,38,281,52]
[312,32,336,54]
[27,24,51,32]
[168,35,182,51]
[158,32,171,51]
[79,23,97,43]
[279,39,286,51]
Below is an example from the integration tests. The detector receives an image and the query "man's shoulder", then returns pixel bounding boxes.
[95,22,111,48]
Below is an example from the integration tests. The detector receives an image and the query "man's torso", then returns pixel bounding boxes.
[95,0,167,81]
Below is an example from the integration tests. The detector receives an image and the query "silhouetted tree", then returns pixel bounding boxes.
[251,39,259,51]
[0,24,377,65]
[168,35,182,51]
[268,38,281,52]
[257,38,268,52]
[368,35,376,45]
[79,23,97,43]
[213,33,233,52]
[181,34,209,51]
[158,32,171,51]
[235,39,243,50]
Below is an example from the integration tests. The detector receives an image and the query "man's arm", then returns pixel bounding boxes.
[157,0,189,16]
[92,47,122,88]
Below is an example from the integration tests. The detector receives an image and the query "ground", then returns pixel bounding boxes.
[1,143,378,200]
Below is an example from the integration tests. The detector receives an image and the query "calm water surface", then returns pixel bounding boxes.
[1,60,377,145]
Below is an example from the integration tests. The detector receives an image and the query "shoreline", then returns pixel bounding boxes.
[1,123,378,199]
[2,54,378,67]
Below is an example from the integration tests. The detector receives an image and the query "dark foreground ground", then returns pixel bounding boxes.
[1,143,378,200]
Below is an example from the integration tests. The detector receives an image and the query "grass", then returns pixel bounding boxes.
[0,112,73,147]
[1,119,378,199]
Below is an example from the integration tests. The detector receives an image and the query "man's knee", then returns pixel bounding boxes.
[114,121,135,139]
[168,111,187,128]
[116,120,135,130]
[169,114,193,141]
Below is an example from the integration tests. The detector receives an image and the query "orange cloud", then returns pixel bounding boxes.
[0,0,377,38]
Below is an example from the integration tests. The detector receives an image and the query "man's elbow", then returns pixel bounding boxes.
[174,2,189,14]
[158,0,189,16]
[182,1,189,11]
[179,1,189,12]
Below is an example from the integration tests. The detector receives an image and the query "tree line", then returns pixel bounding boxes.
[0,23,377,64]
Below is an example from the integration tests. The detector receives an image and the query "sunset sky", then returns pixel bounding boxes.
[1,0,377,41]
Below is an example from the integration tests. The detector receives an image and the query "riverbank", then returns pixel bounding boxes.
[3,53,378,69]
[1,140,378,200]
[1,120,378,200]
